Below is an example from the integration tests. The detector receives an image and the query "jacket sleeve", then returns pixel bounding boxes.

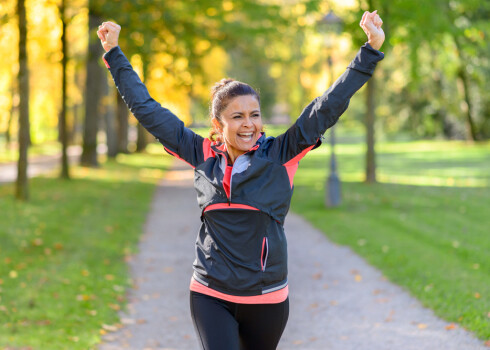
[103,46,208,168]
[271,43,384,165]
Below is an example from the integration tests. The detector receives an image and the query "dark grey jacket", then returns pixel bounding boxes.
[104,43,384,296]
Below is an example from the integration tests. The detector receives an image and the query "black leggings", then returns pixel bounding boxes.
[190,291,289,350]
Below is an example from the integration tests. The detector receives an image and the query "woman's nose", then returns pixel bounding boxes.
[243,116,253,127]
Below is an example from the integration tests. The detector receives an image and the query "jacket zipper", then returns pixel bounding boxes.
[261,237,269,272]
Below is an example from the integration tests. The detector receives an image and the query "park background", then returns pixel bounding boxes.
[0,0,489,348]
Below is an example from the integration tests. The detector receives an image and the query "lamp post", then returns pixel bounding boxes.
[318,10,343,207]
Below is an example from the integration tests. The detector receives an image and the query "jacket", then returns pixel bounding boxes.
[103,43,384,297]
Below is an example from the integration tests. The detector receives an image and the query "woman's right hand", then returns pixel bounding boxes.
[97,21,121,52]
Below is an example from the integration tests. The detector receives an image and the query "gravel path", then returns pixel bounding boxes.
[0,146,81,184]
[99,160,486,350]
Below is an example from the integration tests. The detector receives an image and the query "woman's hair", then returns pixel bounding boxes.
[209,78,260,143]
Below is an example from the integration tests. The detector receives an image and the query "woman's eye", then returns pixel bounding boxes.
[233,115,242,119]
[252,114,260,118]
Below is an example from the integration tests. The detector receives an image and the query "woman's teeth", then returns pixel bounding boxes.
[238,133,253,140]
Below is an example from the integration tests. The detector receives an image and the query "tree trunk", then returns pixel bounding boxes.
[16,0,30,200]
[136,123,149,152]
[136,57,149,152]
[103,77,118,158]
[458,67,479,141]
[365,77,376,183]
[116,91,129,153]
[59,0,70,179]
[81,6,104,167]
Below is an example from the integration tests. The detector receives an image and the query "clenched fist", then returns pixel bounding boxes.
[360,10,385,51]
[97,21,121,52]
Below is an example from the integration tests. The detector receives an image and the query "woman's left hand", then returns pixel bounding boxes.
[360,10,385,51]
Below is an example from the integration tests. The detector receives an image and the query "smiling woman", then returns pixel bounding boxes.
[209,79,264,163]
[97,10,385,350]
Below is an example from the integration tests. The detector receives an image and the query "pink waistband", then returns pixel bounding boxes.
[190,278,288,304]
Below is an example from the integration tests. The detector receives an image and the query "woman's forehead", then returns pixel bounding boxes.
[224,95,260,113]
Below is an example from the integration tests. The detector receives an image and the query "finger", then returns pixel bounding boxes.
[360,11,369,26]
[106,22,120,30]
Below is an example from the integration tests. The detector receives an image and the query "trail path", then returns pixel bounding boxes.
[0,146,81,184]
[99,160,486,350]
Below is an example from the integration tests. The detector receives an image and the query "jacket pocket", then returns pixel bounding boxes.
[261,237,269,272]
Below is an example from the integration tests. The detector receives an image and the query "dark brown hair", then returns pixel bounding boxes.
[209,78,260,143]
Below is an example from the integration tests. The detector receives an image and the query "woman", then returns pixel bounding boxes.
[98,10,384,350]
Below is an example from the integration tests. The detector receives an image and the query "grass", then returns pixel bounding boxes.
[289,137,490,340]
[0,150,172,350]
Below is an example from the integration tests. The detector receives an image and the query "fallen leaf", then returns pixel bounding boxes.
[418,323,428,329]
[312,273,322,280]
[54,243,63,250]
[81,269,90,277]
[445,323,457,330]
[109,303,121,311]
[354,274,362,282]
[385,310,395,322]
[484,340,490,347]
[137,319,147,324]
[293,340,303,345]
[474,292,481,299]
[330,300,338,306]
[309,303,319,309]
[105,274,115,281]
[102,324,118,332]
[9,271,18,279]
[32,238,43,246]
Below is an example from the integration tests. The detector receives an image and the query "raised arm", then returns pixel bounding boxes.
[271,11,385,164]
[97,22,207,168]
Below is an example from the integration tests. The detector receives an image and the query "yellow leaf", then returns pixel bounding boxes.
[355,274,362,282]
[475,292,481,299]
[445,323,457,330]
[9,271,18,279]
[418,323,428,329]
[105,274,115,281]
[81,269,90,277]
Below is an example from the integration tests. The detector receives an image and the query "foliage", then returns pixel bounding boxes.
[0,152,172,349]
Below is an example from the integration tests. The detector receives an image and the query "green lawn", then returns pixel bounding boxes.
[0,151,172,349]
[290,137,490,340]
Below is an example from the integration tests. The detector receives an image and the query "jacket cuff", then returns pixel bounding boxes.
[102,46,123,69]
[347,42,384,76]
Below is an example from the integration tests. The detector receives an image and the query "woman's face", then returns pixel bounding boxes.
[214,95,263,163]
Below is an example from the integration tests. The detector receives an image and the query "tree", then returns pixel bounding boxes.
[81,0,104,167]
[59,0,70,179]
[16,0,30,200]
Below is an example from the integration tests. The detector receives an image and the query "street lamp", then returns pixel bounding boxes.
[318,10,343,207]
